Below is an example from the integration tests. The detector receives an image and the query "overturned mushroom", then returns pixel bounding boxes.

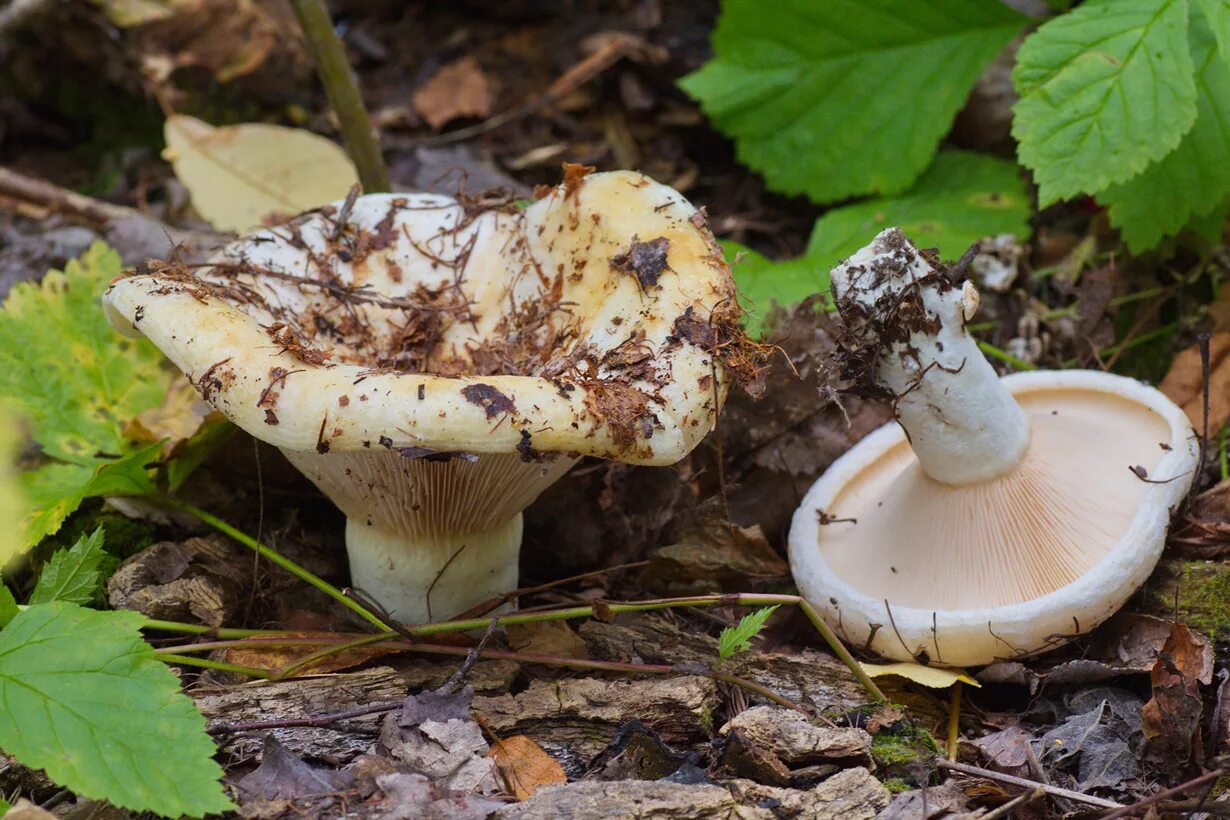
[789,228,1199,667]
[104,170,749,623]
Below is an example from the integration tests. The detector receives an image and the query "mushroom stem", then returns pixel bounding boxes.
[831,228,1030,486]
[345,515,522,625]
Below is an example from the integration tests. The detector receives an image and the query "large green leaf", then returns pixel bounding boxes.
[0,603,233,817]
[1013,0,1198,205]
[681,0,1027,203]
[730,152,1030,334]
[1101,4,1230,251]
[1195,0,1230,63]
[0,409,23,568]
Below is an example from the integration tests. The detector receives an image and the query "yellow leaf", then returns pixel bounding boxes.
[859,662,981,689]
[124,373,220,457]
[0,408,26,568]
[486,735,566,800]
[163,115,359,233]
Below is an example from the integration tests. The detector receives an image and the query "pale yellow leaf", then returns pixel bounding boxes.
[859,662,980,689]
[163,115,359,233]
[487,735,566,800]
[0,408,27,568]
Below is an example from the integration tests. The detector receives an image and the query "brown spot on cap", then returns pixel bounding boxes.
[462,383,517,419]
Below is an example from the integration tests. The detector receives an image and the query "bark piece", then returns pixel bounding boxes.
[720,706,872,767]
[495,781,760,819]
[107,535,252,626]
[724,769,891,819]
[473,676,719,765]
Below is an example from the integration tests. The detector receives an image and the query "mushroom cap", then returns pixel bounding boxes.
[789,370,1198,667]
[102,170,736,465]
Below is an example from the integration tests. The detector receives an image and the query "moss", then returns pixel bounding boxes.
[882,777,913,794]
[1140,559,1230,641]
[871,720,940,787]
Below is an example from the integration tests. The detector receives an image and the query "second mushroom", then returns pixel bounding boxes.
[789,228,1199,667]
[104,170,749,624]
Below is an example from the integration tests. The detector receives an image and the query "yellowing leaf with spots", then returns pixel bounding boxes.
[859,662,980,689]
[164,115,359,233]
[0,243,172,548]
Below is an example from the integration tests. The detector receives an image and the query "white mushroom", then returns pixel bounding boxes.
[788,228,1199,667]
[104,170,749,623]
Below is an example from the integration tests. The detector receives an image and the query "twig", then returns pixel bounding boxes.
[980,786,1045,820]
[289,0,389,193]
[440,617,500,694]
[208,701,399,735]
[161,496,389,631]
[0,166,139,224]
[156,653,277,680]
[1097,767,1226,819]
[454,560,651,619]
[936,759,1123,810]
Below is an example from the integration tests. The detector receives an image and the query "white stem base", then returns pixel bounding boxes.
[345,515,522,624]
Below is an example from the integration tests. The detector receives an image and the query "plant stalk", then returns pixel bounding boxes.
[289,0,390,193]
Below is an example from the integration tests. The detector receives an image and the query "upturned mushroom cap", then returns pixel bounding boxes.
[788,228,1199,667]
[104,169,744,622]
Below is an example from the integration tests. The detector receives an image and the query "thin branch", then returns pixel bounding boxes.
[289,0,389,193]
[936,759,1122,810]
[1098,767,1226,819]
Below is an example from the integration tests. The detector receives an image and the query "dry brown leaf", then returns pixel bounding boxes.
[506,620,589,660]
[412,57,491,130]
[486,735,566,800]
[125,373,220,456]
[1142,622,1212,775]
[1159,331,1230,434]
[163,115,358,233]
[220,633,402,676]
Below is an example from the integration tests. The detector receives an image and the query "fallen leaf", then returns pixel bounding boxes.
[859,662,980,689]
[487,734,567,800]
[412,57,491,130]
[370,772,504,820]
[1142,622,1212,775]
[1037,688,1143,791]
[1159,332,1230,434]
[163,115,359,233]
[507,620,589,660]
[3,799,57,820]
[125,373,221,457]
[220,631,402,676]
[1171,477,1230,558]
[641,506,789,595]
[236,736,353,802]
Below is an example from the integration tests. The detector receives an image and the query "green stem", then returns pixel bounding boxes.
[161,496,390,631]
[976,340,1038,372]
[142,618,273,639]
[157,653,277,679]
[289,0,390,193]
[274,632,394,679]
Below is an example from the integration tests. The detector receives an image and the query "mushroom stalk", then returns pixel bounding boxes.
[345,516,520,624]
[831,228,1029,485]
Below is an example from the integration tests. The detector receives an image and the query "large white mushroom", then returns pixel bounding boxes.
[104,169,751,624]
[789,228,1199,667]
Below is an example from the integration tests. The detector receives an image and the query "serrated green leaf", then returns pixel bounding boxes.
[0,244,173,550]
[1101,5,1230,251]
[730,153,1030,335]
[0,603,234,817]
[1013,0,1198,206]
[20,444,161,549]
[681,0,1026,204]
[1196,0,1230,63]
[30,527,107,605]
[718,605,779,659]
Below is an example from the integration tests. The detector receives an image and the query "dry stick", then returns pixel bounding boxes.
[0,166,140,224]
[454,560,652,619]
[936,760,1123,810]
[289,0,390,193]
[1097,767,1226,819]
[208,701,400,735]
[980,786,1045,820]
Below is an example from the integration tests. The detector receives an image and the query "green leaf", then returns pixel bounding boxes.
[0,407,25,568]
[1195,0,1230,63]
[0,586,17,628]
[680,0,1026,203]
[1012,0,1198,206]
[1101,5,1230,251]
[30,527,107,605]
[719,605,779,659]
[20,444,161,548]
[0,244,172,549]
[0,602,234,817]
[731,153,1031,334]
